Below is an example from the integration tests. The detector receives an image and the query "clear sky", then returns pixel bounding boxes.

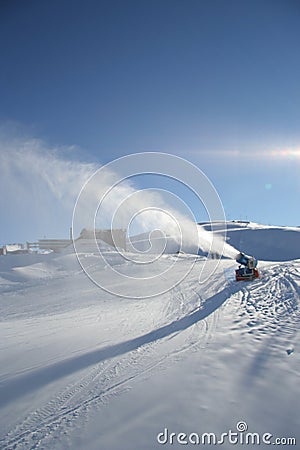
[0,0,300,243]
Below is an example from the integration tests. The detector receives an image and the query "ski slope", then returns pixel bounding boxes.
[0,223,299,449]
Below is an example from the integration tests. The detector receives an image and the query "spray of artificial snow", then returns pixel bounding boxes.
[0,134,240,260]
[196,225,239,259]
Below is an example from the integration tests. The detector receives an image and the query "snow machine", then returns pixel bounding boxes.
[235,252,259,281]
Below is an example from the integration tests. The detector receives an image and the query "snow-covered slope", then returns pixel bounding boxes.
[202,221,300,261]
[129,222,300,260]
[0,224,299,449]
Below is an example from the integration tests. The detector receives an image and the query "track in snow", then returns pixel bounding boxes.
[1,261,299,450]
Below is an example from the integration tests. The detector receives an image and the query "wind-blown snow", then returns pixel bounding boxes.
[0,140,239,260]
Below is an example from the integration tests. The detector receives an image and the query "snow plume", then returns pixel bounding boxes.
[0,135,96,242]
[196,226,239,259]
[73,163,240,259]
[0,133,239,259]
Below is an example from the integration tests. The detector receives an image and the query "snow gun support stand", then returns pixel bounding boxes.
[235,252,259,281]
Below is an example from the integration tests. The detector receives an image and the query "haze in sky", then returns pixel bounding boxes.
[0,0,299,243]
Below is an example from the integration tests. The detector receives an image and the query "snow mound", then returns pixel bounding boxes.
[200,221,300,261]
[225,224,300,261]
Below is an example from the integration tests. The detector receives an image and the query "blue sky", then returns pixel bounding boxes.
[0,0,300,243]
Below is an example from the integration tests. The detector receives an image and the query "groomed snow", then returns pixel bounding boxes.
[0,224,299,449]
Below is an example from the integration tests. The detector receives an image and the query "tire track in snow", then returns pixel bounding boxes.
[1,276,230,450]
[1,327,208,450]
[235,263,300,345]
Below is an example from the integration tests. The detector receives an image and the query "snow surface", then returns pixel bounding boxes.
[0,223,299,449]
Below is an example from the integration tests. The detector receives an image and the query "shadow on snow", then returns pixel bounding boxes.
[0,283,243,407]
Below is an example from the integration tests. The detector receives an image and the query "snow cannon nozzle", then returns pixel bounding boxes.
[235,252,259,281]
[235,252,258,269]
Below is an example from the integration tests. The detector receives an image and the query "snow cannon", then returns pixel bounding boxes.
[235,252,259,281]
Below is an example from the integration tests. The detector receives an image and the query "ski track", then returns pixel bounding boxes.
[1,325,209,450]
[0,276,216,449]
[1,262,299,449]
[232,263,300,353]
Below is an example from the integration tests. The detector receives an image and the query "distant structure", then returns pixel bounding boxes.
[0,243,29,255]
[79,228,126,250]
[37,239,72,253]
[0,228,127,255]
[35,228,127,253]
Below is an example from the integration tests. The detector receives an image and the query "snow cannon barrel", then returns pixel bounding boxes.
[236,252,258,269]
